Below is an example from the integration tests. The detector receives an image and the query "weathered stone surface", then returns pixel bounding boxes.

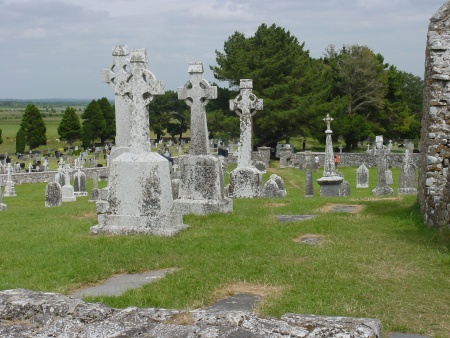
[228,166,263,198]
[45,181,62,207]
[0,289,382,338]
[261,174,287,198]
[230,79,263,169]
[339,180,351,196]
[73,169,88,197]
[398,150,418,195]
[356,164,369,188]
[0,176,7,211]
[419,2,450,228]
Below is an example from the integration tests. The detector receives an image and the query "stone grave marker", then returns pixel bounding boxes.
[372,136,393,196]
[61,165,76,202]
[3,163,16,197]
[173,62,232,215]
[304,151,315,197]
[45,181,62,207]
[398,149,417,195]
[89,171,100,202]
[261,174,287,198]
[356,164,369,188]
[92,48,187,236]
[0,176,7,210]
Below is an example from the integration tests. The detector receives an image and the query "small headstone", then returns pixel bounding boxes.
[356,164,369,188]
[398,149,417,195]
[385,169,393,185]
[304,151,314,197]
[45,181,62,207]
[88,171,100,202]
[261,174,287,198]
[73,168,88,197]
[339,180,351,196]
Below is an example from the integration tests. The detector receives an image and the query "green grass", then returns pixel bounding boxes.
[1,165,449,337]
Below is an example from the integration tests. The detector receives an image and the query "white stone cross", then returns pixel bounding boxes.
[120,49,164,153]
[323,114,334,132]
[178,62,217,156]
[101,45,132,149]
[230,79,263,168]
[61,165,73,187]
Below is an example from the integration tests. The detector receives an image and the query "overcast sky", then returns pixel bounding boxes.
[0,0,445,100]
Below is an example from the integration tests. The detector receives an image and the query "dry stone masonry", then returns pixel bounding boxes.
[419,1,450,228]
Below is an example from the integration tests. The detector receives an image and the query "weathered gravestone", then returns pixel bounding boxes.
[45,181,62,207]
[261,174,287,198]
[172,62,232,214]
[88,170,100,202]
[55,159,65,187]
[316,114,344,196]
[0,176,7,210]
[418,1,450,228]
[92,48,186,236]
[61,165,76,202]
[372,136,394,196]
[398,149,418,195]
[3,163,16,197]
[304,151,315,197]
[228,79,265,198]
[73,164,88,197]
[356,163,369,188]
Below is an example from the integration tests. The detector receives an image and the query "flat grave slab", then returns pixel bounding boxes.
[276,215,316,223]
[205,293,260,312]
[320,204,365,213]
[70,268,176,298]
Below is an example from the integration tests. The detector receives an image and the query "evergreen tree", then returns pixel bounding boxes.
[82,124,93,149]
[15,128,26,153]
[58,107,82,146]
[82,100,106,145]
[19,104,47,150]
[212,23,323,147]
[97,97,115,143]
[0,128,3,145]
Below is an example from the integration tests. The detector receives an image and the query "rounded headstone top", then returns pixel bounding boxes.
[112,45,129,56]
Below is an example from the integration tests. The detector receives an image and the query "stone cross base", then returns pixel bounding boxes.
[174,154,233,215]
[316,176,344,197]
[93,151,187,236]
[173,198,232,216]
[62,185,76,202]
[228,166,263,198]
[372,185,394,197]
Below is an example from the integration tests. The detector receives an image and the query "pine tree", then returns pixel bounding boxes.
[82,100,106,145]
[20,104,47,150]
[15,128,26,153]
[58,107,83,146]
[97,97,115,143]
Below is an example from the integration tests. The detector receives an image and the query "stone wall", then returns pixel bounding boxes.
[281,152,419,169]
[418,2,450,229]
[0,167,108,185]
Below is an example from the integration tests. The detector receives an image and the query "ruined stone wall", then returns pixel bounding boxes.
[0,168,108,185]
[418,2,450,229]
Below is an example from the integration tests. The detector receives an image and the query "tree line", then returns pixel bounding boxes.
[12,23,423,153]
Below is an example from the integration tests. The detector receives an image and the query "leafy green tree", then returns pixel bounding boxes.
[57,107,82,146]
[0,128,3,145]
[323,45,387,150]
[212,23,324,147]
[82,100,106,145]
[19,104,47,150]
[97,97,115,143]
[15,128,26,153]
[149,91,189,141]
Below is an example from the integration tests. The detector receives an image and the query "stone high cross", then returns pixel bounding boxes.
[324,114,333,132]
[230,79,263,168]
[178,62,217,156]
[101,45,132,149]
[119,49,164,154]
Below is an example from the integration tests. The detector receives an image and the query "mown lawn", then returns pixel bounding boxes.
[0,164,449,337]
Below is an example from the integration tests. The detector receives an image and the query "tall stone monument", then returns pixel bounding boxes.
[398,149,417,195]
[173,62,232,215]
[101,45,132,160]
[304,151,315,197]
[3,164,16,197]
[316,114,343,196]
[372,136,394,196]
[228,79,264,198]
[418,1,450,228]
[91,48,187,236]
